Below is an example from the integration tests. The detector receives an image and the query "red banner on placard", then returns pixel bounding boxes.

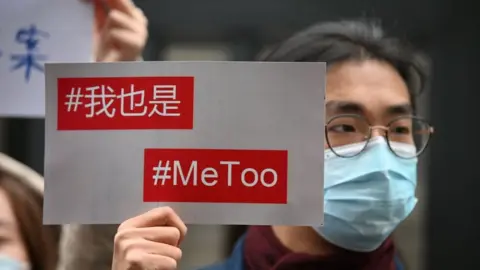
[57,77,194,130]
[144,149,288,204]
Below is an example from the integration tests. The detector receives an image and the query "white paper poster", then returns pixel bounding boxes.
[43,61,326,226]
[0,0,93,117]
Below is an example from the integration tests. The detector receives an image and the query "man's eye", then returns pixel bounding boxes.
[392,126,410,134]
[329,124,356,133]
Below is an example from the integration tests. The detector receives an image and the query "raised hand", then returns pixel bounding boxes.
[112,207,188,270]
[94,0,148,62]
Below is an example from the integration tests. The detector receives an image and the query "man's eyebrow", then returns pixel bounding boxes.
[325,100,365,114]
[386,103,413,116]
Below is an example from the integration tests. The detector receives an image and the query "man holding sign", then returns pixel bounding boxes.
[107,21,433,270]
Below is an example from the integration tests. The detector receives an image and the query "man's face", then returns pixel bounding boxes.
[324,59,413,148]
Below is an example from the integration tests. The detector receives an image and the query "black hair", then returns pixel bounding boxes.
[258,19,431,110]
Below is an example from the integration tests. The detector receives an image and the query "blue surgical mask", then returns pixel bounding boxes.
[0,255,29,270]
[313,137,418,252]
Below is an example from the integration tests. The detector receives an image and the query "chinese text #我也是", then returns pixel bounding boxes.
[64,84,182,118]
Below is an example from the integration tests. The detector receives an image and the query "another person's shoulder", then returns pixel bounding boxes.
[197,235,246,270]
[197,258,241,270]
[196,233,406,270]
[198,263,231,270]
[394,255,405,270]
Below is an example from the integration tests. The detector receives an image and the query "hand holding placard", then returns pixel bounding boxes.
[95,0,148,62]
[112,207,187,270]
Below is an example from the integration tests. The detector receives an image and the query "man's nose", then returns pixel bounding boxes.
[370,126,388,138]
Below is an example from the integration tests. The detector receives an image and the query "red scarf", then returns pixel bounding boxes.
[244,226,396,270]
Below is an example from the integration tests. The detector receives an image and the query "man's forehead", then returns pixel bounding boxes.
[325,60,412,116]
[326,100,413,116]
[327,59,407,83]
[326,60,410,96]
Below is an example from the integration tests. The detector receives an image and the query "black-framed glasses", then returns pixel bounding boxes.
[325,114,434,159]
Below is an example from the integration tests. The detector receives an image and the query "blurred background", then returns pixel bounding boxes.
[0,0,478,269]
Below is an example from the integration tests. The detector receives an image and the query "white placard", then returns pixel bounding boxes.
[0,0,93,117]
[43,61,326,226]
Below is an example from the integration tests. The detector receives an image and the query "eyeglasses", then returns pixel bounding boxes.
[325,114,434,159]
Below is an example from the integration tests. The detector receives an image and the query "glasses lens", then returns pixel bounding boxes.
[326,115,370,157]
[387,116,431,158]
